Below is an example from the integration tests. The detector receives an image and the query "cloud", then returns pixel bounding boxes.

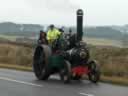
[26,0,79,13]
[44,0,80,12]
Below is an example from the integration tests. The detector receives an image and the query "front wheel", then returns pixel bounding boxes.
[60,60,71,83]
[88,60,100,83]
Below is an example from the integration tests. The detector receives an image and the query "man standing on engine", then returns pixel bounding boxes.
[47,24,61,44]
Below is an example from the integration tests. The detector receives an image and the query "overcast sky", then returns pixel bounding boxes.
[0,0,128,26]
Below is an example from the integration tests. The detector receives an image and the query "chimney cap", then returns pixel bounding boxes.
[77,9,83,15]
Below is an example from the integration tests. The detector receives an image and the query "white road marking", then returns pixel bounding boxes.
[0,77,43,87]
[79,92,94,96]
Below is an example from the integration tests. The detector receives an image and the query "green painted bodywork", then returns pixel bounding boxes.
[47,35,67,69]
[48,55,65,69]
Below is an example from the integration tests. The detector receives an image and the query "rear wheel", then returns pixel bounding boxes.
[33,45,51,80]
[88,60,100,83]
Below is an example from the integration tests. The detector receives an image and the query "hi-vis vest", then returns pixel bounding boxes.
[47,28,61,41]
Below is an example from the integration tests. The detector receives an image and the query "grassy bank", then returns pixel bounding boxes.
[101,75,128,86]
[89,45,128,78]
[0,43,33,66]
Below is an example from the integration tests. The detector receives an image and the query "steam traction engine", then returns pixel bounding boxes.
[33,9,100,83]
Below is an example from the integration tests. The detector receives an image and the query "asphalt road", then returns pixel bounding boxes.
[0,68,128,96]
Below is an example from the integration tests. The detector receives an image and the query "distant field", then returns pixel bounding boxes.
[0,34,17,41]
[0,34,124,47]
[84,37,122,47]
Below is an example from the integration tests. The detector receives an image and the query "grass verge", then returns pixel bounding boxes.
[101,75,128,86]
[0,64,32,72]
[0,63,128,86]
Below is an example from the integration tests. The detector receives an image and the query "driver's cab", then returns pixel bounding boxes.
[38,27,76,53]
